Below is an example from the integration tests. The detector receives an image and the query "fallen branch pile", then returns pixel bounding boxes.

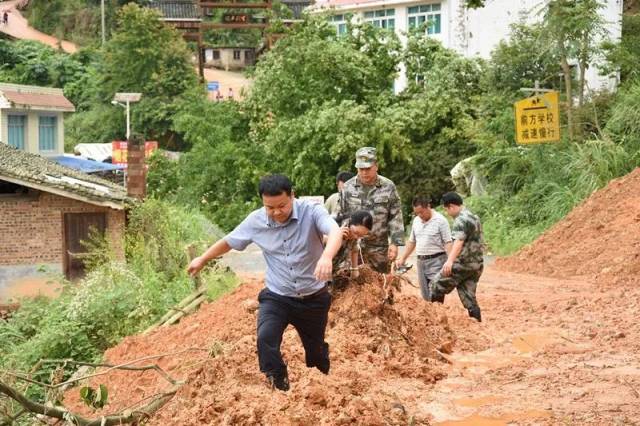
[0,348,208,425]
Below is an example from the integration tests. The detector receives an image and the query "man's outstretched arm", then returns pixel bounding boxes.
[187,239,233,277]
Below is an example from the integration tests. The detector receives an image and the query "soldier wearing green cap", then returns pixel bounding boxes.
[335,147,405,273]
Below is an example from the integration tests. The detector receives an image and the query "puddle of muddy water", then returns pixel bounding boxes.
[455,396,505,408]
[511,332,557,353]
[435,409,551,426]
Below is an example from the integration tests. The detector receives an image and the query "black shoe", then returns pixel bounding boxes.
[267,372,290,391]
[468,306,482,322]
[430,293,445,304]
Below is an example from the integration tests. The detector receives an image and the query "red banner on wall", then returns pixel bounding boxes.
[112,141,158,165]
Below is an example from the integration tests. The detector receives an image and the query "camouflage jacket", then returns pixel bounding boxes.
[451,207,484,268]
[336,175,405,247]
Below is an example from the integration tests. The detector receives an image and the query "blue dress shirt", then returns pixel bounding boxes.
[225,199,339,297]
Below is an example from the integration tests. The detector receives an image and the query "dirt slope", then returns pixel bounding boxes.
[64,271,485,425]
[497,167,640,286]
[0,0,77,53]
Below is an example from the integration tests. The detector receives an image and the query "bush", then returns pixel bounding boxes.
[471,139,638,254]
[605,80,640,152]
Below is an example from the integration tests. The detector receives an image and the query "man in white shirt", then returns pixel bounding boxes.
[396,195,452,301]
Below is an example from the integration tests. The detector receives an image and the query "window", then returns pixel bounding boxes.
[407,3,441,34]
[363,9,395,30]
[7,115,25,150]
[329,14,348,36]
[38,116,57,151]
[233,50,241,60]
[212,50,220,60]
[244,50,254,62]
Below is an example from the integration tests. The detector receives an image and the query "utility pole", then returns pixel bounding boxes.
[101,0,106,45]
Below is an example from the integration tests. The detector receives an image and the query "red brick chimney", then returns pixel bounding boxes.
[127,134,146,199]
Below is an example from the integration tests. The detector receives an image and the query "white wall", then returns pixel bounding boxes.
[460,0,623,91]
[321,0,623,93]
[1,109,64,155]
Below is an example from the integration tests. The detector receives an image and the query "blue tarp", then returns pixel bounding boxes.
[49,155,124,173]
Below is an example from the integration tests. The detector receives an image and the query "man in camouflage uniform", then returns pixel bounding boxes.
[335,147,404,273]
[430,192,484,322]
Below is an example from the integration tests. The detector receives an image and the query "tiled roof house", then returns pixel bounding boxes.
[0,144,129,281]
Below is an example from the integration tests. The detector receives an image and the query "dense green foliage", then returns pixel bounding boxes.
[0,39,86,89]
[0,200,236,418]
[65,4,202,150]
[602,14,640,83]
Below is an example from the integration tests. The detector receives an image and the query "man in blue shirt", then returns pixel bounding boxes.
[188,174,343,391]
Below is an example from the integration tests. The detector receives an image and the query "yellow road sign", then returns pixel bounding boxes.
[514,91,561,144]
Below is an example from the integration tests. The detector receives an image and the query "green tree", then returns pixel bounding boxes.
[487,23,561,93]
[541,0,608,139]
[602,14,640,83]
[64,4,203,149]
[244,17,398,125]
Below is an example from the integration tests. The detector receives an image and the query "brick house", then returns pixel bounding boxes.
[0,144,129,282]
[0,83,75,156]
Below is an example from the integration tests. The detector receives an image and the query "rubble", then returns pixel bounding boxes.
[64,269,460,424]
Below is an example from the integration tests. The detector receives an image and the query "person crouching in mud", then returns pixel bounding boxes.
[332,210,373,289]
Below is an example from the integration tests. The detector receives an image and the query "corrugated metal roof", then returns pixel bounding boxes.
[0,144,129,209]
[0,83,75,112]
[149,0,202,21]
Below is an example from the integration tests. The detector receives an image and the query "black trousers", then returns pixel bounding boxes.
[256,287,331,378]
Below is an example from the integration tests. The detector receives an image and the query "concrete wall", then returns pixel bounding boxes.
[204,48,256,71]
[0,108,65,156]
[0,190,125,269]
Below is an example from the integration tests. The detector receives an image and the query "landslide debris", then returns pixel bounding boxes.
[497,167,640,286]
[64,269,459,425]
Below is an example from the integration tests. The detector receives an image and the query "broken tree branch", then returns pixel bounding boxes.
[0,378,178,426]
[40,347,208,389]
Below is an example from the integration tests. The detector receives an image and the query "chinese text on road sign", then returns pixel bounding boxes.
[514,91,561,144]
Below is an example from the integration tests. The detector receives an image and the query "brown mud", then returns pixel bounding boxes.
[63,168,640,424]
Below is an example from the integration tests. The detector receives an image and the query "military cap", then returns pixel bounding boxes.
[355,147,377,168]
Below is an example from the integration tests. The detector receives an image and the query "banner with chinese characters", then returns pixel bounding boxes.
[514,91,561,144]
[111,141,158,166]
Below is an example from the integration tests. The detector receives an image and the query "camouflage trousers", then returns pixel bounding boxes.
[430,264,483,311]
[361,244,390,274]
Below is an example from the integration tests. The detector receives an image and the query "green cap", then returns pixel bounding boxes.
[355,146,377,168]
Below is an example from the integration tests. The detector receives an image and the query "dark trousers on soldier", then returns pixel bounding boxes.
[256,288,331,381]
[430,265,483,321]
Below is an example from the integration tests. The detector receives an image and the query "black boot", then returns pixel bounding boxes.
[267,370,290,391]
[468,306,481,322]
[317,343,330,375]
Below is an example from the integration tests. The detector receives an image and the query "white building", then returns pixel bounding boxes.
[0,83,75,156]
[313,0,623,93]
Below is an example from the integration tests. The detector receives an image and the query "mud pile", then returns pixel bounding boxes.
[64,271,457,425]
[497,167,640,286]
